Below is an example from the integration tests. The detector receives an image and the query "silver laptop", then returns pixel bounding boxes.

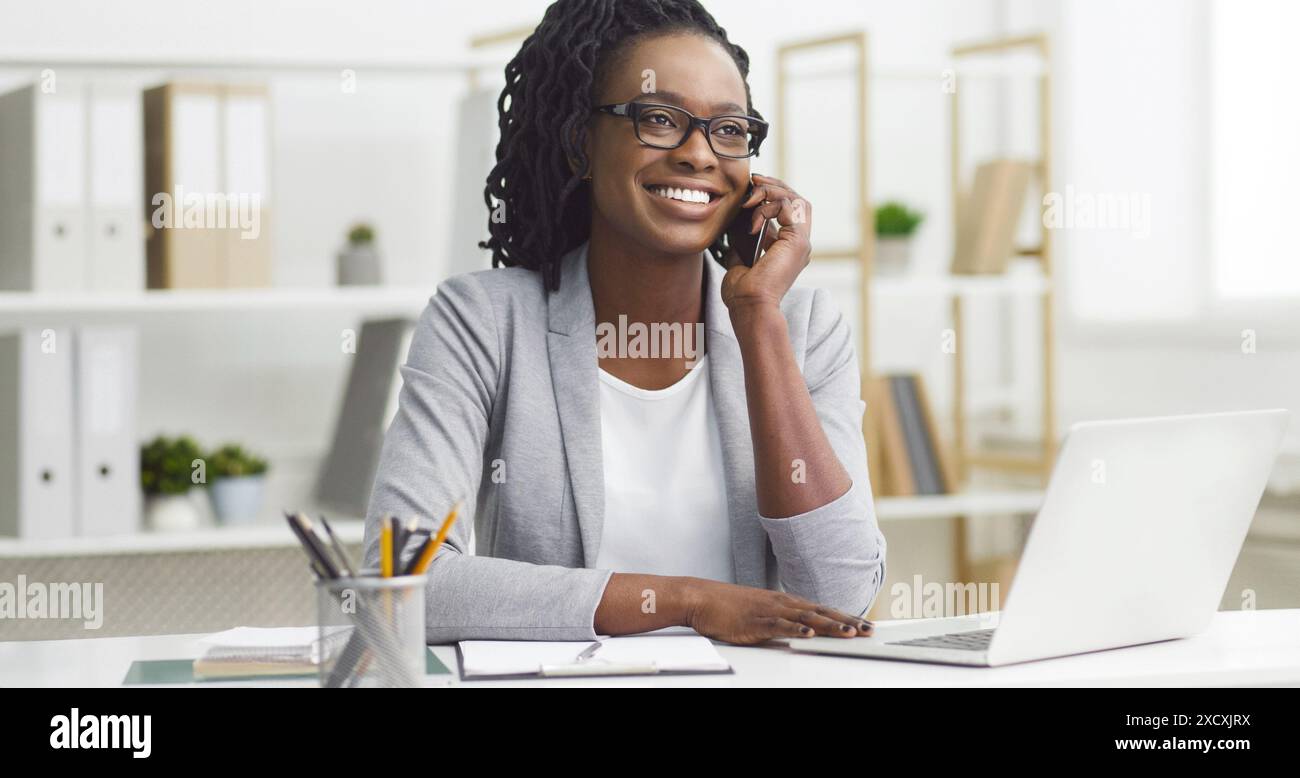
[791,409,1291,667]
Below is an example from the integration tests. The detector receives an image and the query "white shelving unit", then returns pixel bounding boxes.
[875,489,1043,522]
[0,286,432,318]
[0,270,1048,317]
[802,259,1050,300]
[0,519,366,559]
[0,489,1050,559]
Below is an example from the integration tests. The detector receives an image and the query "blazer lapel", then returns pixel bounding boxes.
[546,243,605,566]
[546,245,765,586]
[703,257,768,589]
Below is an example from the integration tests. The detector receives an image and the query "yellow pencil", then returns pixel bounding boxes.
[411,501,461,575]
[379,514,393,578]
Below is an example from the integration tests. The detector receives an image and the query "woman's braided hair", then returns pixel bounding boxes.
[480,0,758,291]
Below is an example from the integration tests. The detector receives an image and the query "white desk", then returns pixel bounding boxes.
[2,609,1297,688]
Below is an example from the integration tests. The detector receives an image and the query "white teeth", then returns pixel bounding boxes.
[651,186,710,204]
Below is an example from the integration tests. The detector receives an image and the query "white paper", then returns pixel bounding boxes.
[199,626,323,649]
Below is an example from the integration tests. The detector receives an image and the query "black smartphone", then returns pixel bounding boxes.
[725,185,769,267]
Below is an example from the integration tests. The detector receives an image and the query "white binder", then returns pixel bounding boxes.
[0,329,77,539]
[0,83,87,291]
[86,83,145,291]
[74,327,140,537]
[0,80,146,291]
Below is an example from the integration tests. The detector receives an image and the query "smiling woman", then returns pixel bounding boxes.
[362,0,887,646]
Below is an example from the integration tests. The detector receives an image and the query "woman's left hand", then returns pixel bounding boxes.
[720,173,813,317]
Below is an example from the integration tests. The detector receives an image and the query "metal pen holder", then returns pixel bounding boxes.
[315,574,427,688]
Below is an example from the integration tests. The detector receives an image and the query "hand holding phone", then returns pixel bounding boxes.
[719,174,813,318]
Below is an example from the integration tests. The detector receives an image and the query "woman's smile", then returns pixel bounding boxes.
[641,178,727,221]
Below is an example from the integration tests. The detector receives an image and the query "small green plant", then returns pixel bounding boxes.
[875,201,924,238]
[347,223,375,245]
[208,444,269,479]
[140,435,204,496]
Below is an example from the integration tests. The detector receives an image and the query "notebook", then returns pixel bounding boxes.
[456,634,733,680]
[192,626,349,679]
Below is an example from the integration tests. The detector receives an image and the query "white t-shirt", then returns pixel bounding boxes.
[595,355,734,583]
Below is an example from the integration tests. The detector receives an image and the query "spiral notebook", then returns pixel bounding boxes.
[192,626,351,679]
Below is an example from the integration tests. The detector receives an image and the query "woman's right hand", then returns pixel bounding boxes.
[682,578,874,645]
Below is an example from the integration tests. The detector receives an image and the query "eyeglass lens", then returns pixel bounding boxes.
[633,105,757,158]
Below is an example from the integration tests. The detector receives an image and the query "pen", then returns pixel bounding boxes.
[294,513,341,580]
[393,516,419,572]
[319,515,357,578]
[284,511,337,580]
[410,501,461,575]
[399,529,432,576]
[284,515,325,579]
[574,640,602,663]
[379,514,394,578]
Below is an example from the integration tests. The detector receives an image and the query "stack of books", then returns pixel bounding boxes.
[867,374,955,497]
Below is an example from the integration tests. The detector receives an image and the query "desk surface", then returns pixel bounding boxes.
[2,610,1297,688]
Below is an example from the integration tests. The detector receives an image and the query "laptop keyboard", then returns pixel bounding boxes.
[887,628,995,651]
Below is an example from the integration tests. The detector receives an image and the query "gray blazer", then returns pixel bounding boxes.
[363,242,886,643]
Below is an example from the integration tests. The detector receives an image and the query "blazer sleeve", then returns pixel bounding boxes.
[363,273,613,643]
[755,286,887,618]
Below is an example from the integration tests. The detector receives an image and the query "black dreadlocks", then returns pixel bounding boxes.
[479,0,759,291]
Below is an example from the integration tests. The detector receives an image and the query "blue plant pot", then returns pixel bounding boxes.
[210,475,266,525]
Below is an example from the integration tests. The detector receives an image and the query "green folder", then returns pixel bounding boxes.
[123,649,451,685]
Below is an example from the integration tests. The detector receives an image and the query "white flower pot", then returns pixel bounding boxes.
[874,236,914,276]
[146,491,203,532]
[337,243,383,286]
[210,475,266,525]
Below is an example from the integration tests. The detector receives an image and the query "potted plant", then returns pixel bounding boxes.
[337,222,383,286]
[140,435,205,532]
[874,201,925,276]
[207,444,270,525]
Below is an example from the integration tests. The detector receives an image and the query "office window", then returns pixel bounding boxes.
[1061,0,1204,323]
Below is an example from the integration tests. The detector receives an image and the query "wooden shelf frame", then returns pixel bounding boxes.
[775,30,1056,592]
[949,33,1057,487]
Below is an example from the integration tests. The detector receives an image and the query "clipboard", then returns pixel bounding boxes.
[453,638,735,682]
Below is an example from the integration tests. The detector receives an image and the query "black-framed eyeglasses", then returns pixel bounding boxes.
[595,101,768,159]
